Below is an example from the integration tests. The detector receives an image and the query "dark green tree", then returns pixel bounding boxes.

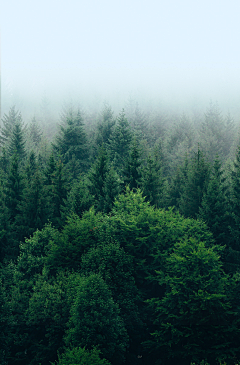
[123,139,142,190]
[89,146,120,213]
[53,109,89,171]
[199,156,229,247]
[54,347,111,365]
[8,121,26,160]
[141,153,164,208]
[16,170,50,240]
[65,273,128,365]
[179,147,210,218]
[146,238,240,365]
[50,160,68,229]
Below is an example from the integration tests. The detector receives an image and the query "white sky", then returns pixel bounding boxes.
[1,0,240,115]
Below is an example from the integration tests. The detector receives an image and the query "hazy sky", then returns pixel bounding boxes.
[1,0,240,115]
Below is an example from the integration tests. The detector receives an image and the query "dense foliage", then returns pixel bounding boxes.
[1,101,240,365]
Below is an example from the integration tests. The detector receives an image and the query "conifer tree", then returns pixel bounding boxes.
[53,109,89,171]
[109,109,132,171]
[25,151,37,182]
[28,116,43,147]
[50,160,68,228]
[8,121,26,160]
[16,170,50,240]
[179,147,210,218]
[141,153,164,208]
[226,145,240,272]
[95,104,115,147]
[199,156,229,247]
[123,139,142,190]
[0,106,22,147]
[89,146,120,213]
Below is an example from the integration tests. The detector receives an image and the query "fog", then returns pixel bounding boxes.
[1,0,240,120]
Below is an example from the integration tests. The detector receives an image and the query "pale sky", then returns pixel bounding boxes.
[1,0,240,115]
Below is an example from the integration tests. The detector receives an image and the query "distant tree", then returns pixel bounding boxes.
[28,116,43,147]
[53,109,89,171]
[109,109,132,171]
[0,106,22,147]
[8,120,26,160]
[95,104,115,147]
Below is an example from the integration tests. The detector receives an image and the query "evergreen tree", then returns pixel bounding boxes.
[5,153,24,224]
[89,146,119,213]
[141,152,164,208]
[95,104,115,147]
[227,145,240,272]
[179,147,210,218]
[109,109,132,171]
[0,106,22,147]
[199,156,229,247]
[53,109,89,171]
[146,238,240,364]
[65,273,128,365]
[44,154,56,185]
[8,121,26,160]
[123,139,142,190]
[16,170,50,240]
[4,153,24,260]
[28,116,43,147]
[25,151,37,182]
[50,160,68,228]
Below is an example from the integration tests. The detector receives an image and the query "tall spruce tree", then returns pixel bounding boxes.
[109,109,132,172]
[227,145,240,272]
[179,147,210,218]
[199,156,229,247]
[95,104,115,147]
[0,106,22,147]
[123,139,142,190]
[8,121,26,160]
[141,153,164,208]
[53,109,89,171]
[89,146,120,213]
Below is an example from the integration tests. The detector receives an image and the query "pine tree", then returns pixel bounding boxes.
[25,151,37,182]
[95,104,115,147]
[109,109,132,171]
[226,145,240,272]
[50,160,68,228]
[199,157,229,247]
[89,147,120,213]
[141,153,164,208]
[179,147,210,218]
[53,109,89,171]
[0,106,22,147]
[123,139,142,190]
[28,116,43,147]
[16,170,50,240]
[8,121,26,160]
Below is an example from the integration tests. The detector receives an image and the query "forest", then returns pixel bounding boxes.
[1,101,240,365]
